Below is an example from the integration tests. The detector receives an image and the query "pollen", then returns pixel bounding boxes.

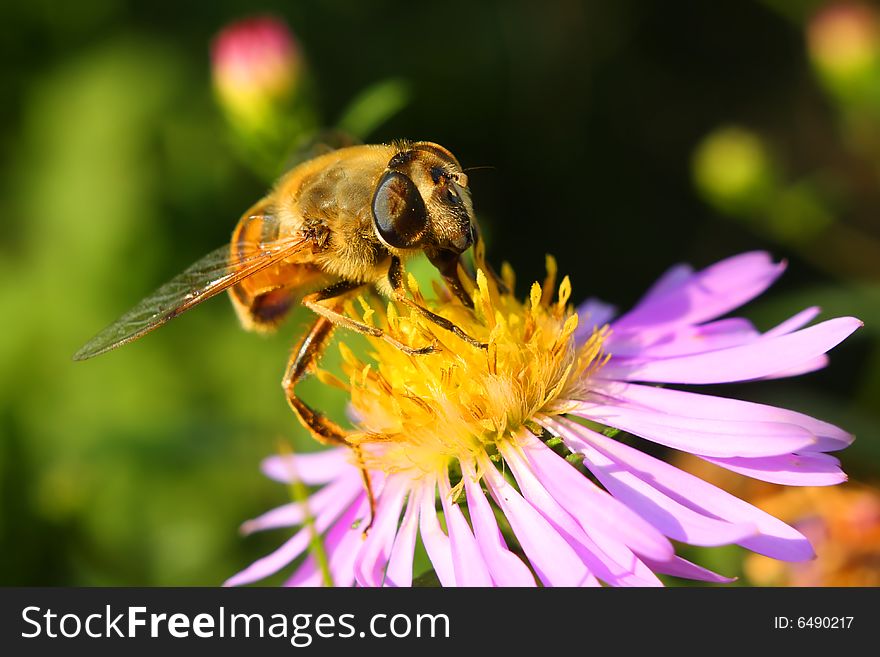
[331,260,609,476]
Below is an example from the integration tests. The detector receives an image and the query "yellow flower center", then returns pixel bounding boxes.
[325,258,608,475]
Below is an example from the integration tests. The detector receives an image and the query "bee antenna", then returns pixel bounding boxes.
[462,165,496,173]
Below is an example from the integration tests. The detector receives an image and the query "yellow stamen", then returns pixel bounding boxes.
[501,261,516,292]
[333,264,608,476]
[356,295,375,326]
[541,254,557,306]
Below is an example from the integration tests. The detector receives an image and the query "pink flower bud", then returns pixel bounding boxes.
[211,16,302,128]
[808,2,879,83]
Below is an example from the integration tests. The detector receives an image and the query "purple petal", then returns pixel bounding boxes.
[701,452,846,486]
[574,297,617,343]
[241,474,363,534]
[599,317,862,384]
[438,470,493,586]
[642,555,737,583]
[384,489,420,587]
[580,541,656,585]
[611,252,785,333]
[608,307,821,360]
[569,401,817,457]
[262,448,352,485]
[353,475,410,587]
[490,450,660,586]
[607,318,759,358]
[323,497,370,587]
[461,461,536,586]
[757,309,828,379]
[763,306,821,338]
[557,423,816,562]
[635,263,695,301]
[758,355,829,379]
[241,503,302,535]
[506,436,674,560]
[284,555,322,587]
[284,497,365,587]
[418,477,457,586]
[590,382,853,452]
[480,457,598,586]
[542,418,758,546]
[224,481,363,587]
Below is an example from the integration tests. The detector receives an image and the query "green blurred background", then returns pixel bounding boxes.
[1,0,878,586]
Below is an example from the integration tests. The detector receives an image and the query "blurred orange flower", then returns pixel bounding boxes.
[676,454,880,586]
[744,485,880,586]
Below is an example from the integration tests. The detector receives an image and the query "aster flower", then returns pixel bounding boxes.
[226,251,862,587]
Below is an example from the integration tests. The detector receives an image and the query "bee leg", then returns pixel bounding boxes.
[283,314,349,447]
[301,282,437,356]
[388,256,488,350]
[282,311,377,532]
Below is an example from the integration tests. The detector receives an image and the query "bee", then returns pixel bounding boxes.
[74,141,490,506]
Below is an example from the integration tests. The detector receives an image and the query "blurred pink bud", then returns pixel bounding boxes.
[211,15,302,128]
[808,2,879,81]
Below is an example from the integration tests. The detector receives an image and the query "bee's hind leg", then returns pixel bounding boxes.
[288,278,444,531]
[282,312,350,447]
[282,310,377,532]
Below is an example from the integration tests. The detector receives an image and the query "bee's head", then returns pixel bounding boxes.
[371,142,477,306]
[371,142,476,271]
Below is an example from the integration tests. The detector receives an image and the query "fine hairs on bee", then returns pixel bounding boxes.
[75,140,496,526]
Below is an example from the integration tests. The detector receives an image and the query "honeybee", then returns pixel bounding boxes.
[74,141,489,496]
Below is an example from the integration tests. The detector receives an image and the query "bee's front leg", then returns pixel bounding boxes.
[301,281,436,356]
[388,257,488,351]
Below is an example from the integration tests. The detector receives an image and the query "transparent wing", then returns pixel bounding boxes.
[73,230,312,361]
[282,129,360,170]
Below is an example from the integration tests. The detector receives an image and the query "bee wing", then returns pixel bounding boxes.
[283,129,360,170]
[73,231,313,361]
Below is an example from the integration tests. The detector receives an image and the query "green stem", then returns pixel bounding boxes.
[289,463,333,587]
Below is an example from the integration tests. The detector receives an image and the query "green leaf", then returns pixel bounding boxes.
[336,78,411,140]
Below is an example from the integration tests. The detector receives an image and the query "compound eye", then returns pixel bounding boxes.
[371,171,428,248]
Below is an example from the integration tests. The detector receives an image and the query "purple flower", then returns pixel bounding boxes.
[227,252,861,587]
